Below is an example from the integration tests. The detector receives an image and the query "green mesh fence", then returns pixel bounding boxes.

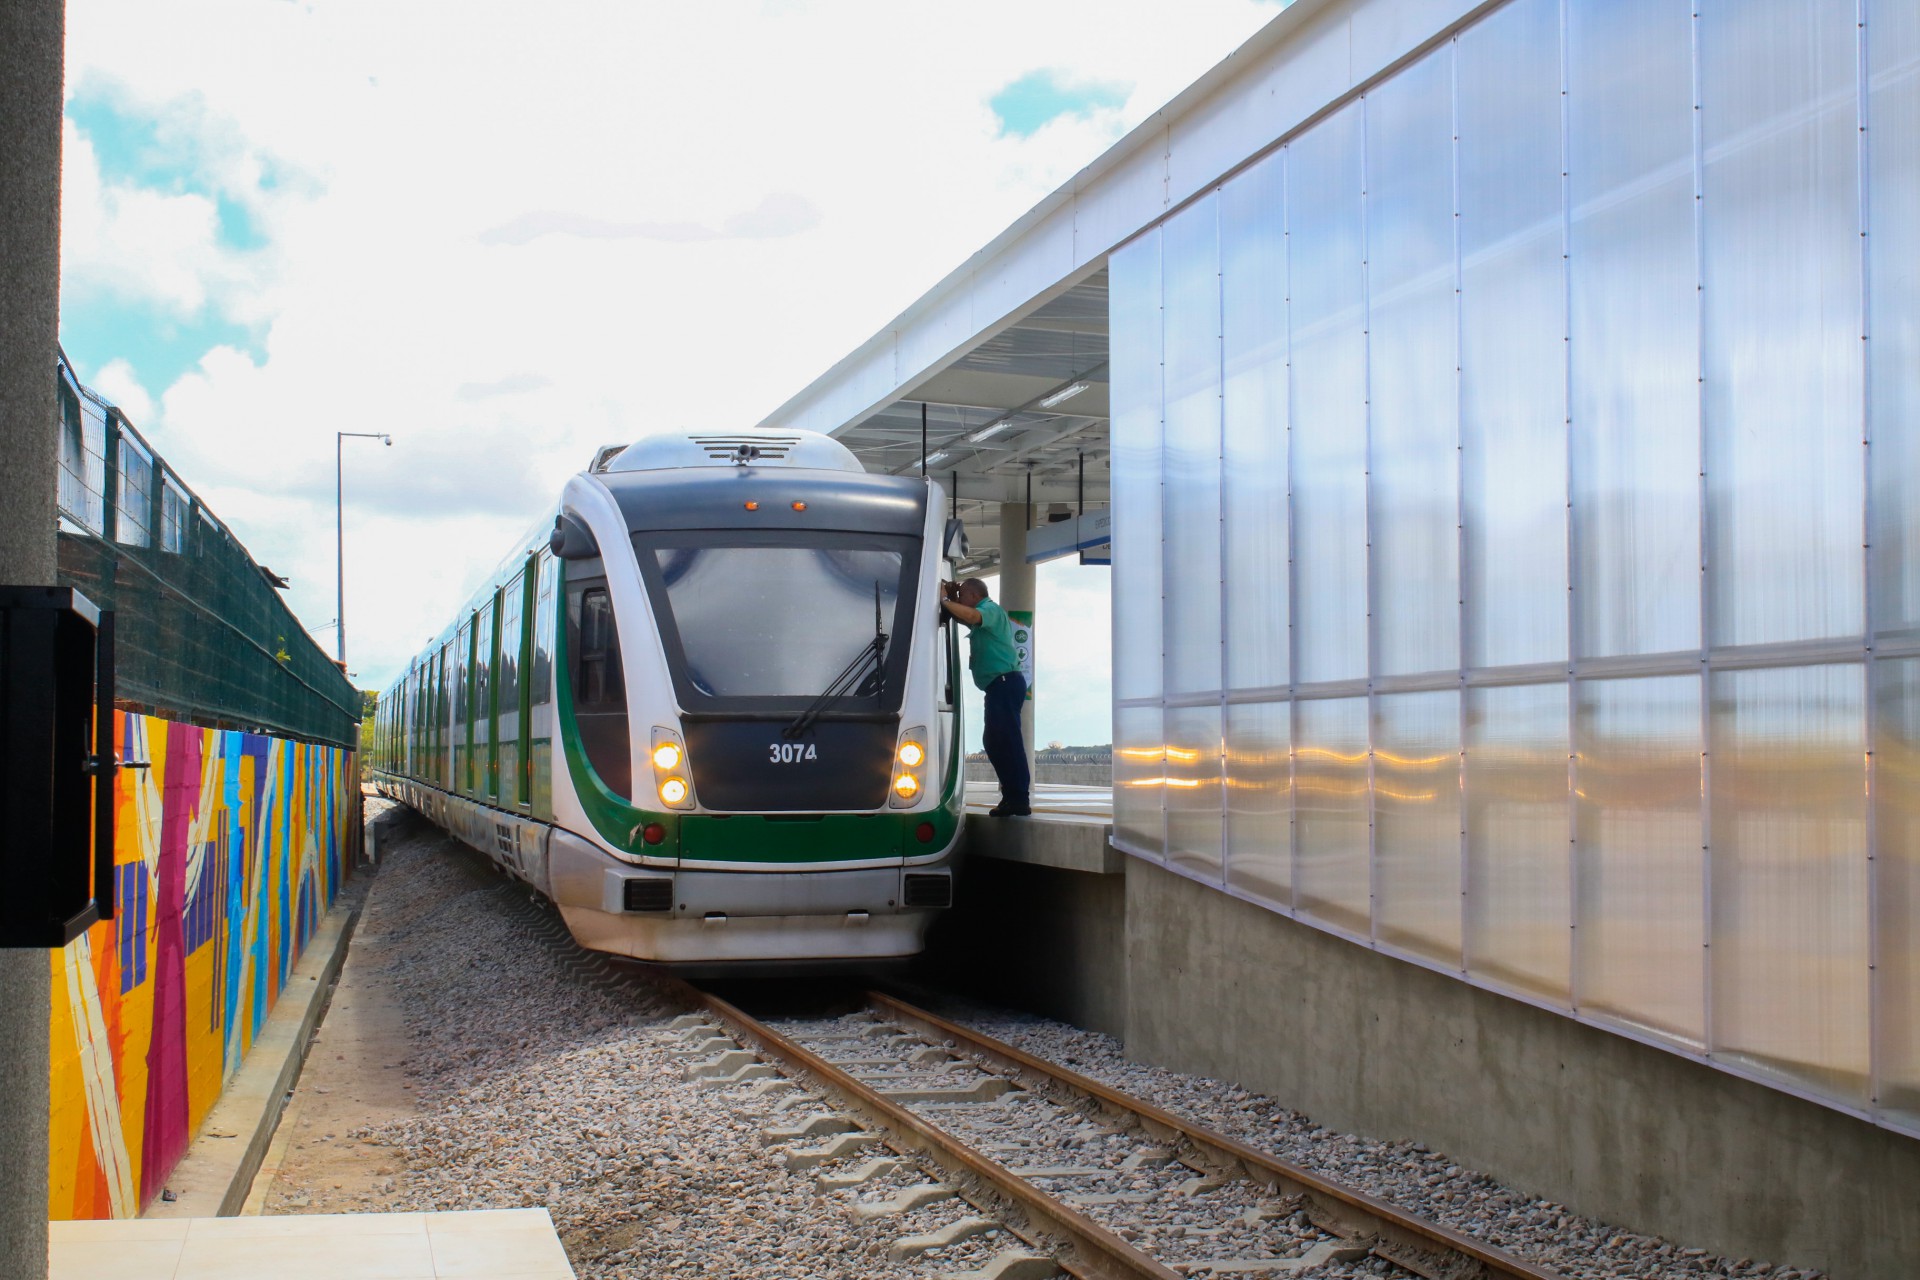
[53,354,362,748]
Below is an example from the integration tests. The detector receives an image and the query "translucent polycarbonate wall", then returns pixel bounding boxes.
[1107,0,1920,1136]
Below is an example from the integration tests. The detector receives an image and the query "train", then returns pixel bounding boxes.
[365,427,968,965]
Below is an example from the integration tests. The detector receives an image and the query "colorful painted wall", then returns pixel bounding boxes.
[47,710,357,1218]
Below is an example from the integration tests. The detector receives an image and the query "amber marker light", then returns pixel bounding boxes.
[791,501,807,511]
[893,773,919,799]
[744,500,759,511]
[660,777,689,805]
[897,741,925,767]
[652,742,683,770]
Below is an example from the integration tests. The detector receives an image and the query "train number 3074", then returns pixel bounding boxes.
[769,742,819,763]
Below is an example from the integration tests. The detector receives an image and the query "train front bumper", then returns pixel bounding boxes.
[547,829,955,963]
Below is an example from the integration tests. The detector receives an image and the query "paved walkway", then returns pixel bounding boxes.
[50,1207,575,1280]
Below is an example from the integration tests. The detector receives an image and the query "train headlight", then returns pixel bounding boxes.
[888,726,929,809]
[650,726,695,811]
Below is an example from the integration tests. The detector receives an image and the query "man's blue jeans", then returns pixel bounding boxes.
[982,671,1031,807]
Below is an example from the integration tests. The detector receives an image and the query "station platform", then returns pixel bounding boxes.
[50,1207,575,1280]
[963,781,1120,875]
[963,780,1111,821]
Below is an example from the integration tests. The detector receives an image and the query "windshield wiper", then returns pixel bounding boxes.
[783,581,888,740]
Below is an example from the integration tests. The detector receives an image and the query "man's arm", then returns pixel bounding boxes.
[940,596,983,627]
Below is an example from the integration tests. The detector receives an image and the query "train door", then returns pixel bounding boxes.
[436,641,451,790]
[529,552,557,819]
[476,597,497,803]
[497,571,526,810]
[939,606,961,795]
[562,546,632,801]
[455,619,472,796]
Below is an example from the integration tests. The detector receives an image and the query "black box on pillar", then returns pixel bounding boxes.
[0,586,117,947]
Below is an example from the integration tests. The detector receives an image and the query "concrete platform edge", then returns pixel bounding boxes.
[964,813,1123,875]
[142,899,362,1220]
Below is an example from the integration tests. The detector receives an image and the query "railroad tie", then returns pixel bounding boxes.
[909,1046,959,1065]
[877,1078,1016,1104]
[815,1156,901,1190]
[761,1114,860,1146]
[1119,1147,1177,1171]
[673,1035,736,1058]
[1169,1240,1373,1275]
[935,1249,1063,1280]
[1175,1172,1229,1197]
[665,1014,714,1032]
[850,1182,957,1219]
[887,1215,1001,1260]
[701,1061,778,1086]
[742,1078,798,1100]
[684,1049,757,1080]
[783,1130,880,1170]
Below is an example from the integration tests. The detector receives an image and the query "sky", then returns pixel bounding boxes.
[59,0,1285,748]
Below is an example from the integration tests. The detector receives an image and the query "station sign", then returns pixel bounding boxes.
[1024,510,1111,566]
[1008,609,1034,701]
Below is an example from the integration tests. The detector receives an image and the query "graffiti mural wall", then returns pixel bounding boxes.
[46,710,357,1218]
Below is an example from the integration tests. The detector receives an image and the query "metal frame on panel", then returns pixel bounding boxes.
[1558,0,1581,1011]
[1688,0,1714,1071]
[1284,146,1303,918]
[1452,34,1473,978]
[1856,0,1880,1116]
[1360,82,1381,949]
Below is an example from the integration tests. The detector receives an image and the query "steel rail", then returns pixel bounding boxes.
[868,991,1568,1280]
[683,985,1179,1280]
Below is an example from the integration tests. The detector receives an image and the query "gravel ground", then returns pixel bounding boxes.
[921,1000,1828,1280]
[316,813,1059,1279]
[288,809,1824,1280]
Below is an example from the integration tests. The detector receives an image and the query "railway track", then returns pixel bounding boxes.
[664,984,1567,1280]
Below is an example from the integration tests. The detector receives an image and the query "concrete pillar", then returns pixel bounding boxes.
[0,0,64,1270]
[996,502,1036,762]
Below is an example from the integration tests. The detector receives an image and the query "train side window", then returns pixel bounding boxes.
[579,589,621,704]
[566,565,630,798]
[531,553,555,707]
[453,627,469,724]
[499,573,524,713]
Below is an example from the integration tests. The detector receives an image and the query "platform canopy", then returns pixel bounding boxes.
[770,272,1112,576]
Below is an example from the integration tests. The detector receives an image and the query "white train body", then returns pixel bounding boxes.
[368,429,967,965]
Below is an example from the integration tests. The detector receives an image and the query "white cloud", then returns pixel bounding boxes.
[89,358,154,423]
[61,0,1277,696]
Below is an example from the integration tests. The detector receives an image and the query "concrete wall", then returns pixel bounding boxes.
[49,713,357,1218]
[0,0,64,1272]
[961,837,1920,1279]
[929,817,1127,1038]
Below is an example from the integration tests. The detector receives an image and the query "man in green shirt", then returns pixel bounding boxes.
[939,577,1030,816]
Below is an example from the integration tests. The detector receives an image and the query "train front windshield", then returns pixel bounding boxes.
[636,531,920,713]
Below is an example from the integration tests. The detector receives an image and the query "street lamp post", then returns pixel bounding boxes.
[336,431,393,664]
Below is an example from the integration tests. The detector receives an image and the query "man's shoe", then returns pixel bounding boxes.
[988,802,1032,817]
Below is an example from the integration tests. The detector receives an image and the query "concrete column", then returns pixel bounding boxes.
[996,502,1036,762]
[0,0,64,1270]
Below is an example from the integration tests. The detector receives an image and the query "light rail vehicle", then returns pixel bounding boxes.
[366,428,968,965]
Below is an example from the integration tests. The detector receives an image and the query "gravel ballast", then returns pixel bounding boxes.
[920,1000,1828,1280]
[272,811,1824,1280]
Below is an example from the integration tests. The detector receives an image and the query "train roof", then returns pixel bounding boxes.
[594,464,927,536]
[600,427,862,475]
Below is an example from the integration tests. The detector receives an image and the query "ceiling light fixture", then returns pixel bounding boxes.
[1037,380,1091,410]
[967,418,1016,443]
